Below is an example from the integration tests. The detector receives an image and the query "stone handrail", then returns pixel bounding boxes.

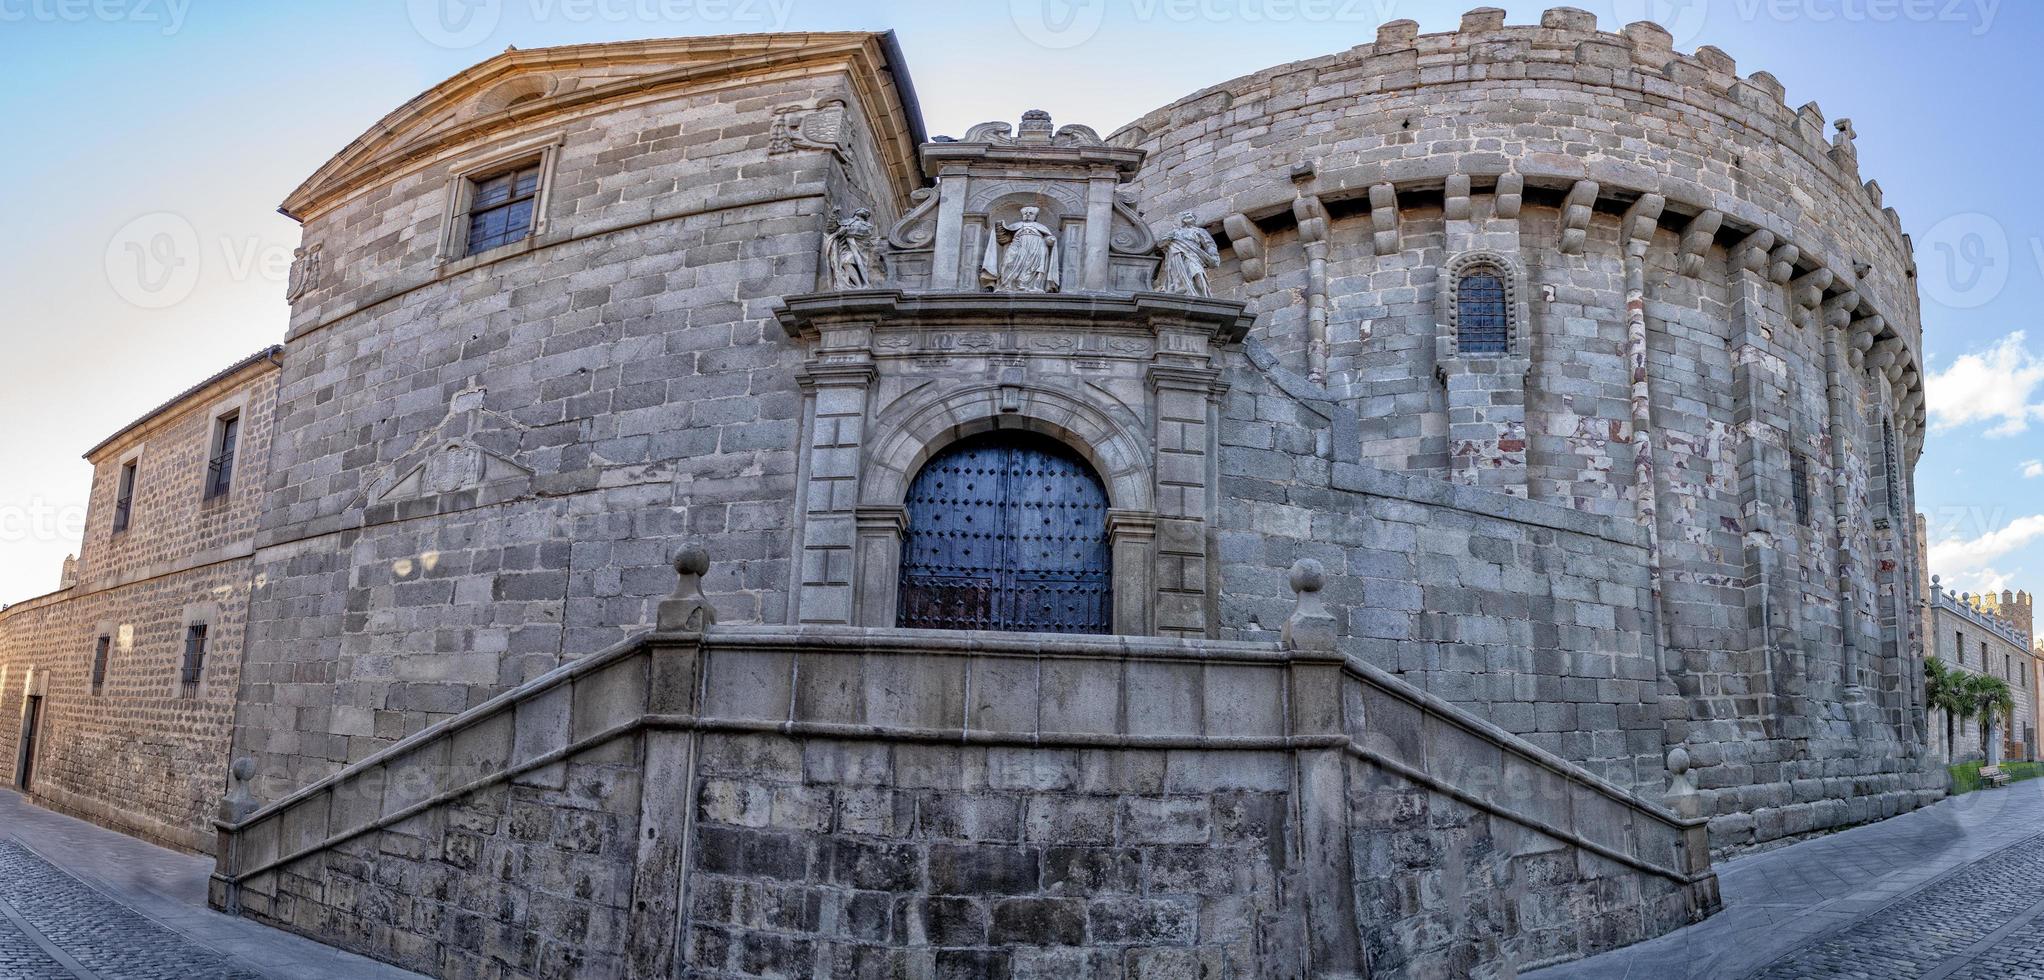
[215,609,1709,908]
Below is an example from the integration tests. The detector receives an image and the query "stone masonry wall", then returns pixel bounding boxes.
[236,64,907,803]
[1215,360,1667,797]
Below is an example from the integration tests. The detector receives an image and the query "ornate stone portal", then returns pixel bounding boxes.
[781,111,1246,638]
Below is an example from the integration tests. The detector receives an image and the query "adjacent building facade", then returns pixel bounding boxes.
[3,10,1951,978]
[1926,581,2038,762]
[1,348,280,852]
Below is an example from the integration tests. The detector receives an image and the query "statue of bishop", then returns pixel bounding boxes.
[981,206,1060,293]
[1154,211,1220,297]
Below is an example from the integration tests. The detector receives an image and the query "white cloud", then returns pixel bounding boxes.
[1926,331,2044,437]
[1930,515,2044,583]
[2023,460,2044,479]
[1940,567,2017,596]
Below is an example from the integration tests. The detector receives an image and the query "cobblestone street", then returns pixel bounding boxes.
[1536,777,2044,979]
[0,790,421,980]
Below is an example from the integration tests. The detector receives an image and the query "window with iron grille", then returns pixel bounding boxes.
[206,413,239,500]
[464,163,542,256]
[1790,452,1812,527]
[181,624,207,697]
[90,635,110,696]
[112,461,137,533]
[1455,270,1510,354]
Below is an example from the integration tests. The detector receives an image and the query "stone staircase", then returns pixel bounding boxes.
[211,553,1717,979]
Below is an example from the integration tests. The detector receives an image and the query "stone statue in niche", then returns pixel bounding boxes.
[981,206,1060,293]
[822,207,883,289]
[1153,211,1219,297]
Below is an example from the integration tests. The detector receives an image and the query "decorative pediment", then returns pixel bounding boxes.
[956,110,1105,148]
[379,440,533,503]
[880,111,1159,295]
[280,33,924,222]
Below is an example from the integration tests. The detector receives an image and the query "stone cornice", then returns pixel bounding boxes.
[281,32,924,223]
[774,289,1254,343]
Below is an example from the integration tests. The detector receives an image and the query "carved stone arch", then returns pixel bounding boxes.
[471,74,558,117]
[968,183,1088,219]
[862,383,1152,511]
[1437,248,1530,359]
[851,382,1158,634]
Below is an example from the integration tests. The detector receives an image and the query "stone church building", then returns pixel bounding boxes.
[2,10,1942,978]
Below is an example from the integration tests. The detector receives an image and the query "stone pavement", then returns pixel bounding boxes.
[1531,776,2044,979]
[0,788,423,980]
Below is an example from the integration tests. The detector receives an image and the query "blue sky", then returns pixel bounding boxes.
[0,0,2038,609]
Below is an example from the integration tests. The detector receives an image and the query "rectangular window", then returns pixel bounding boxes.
[1957,631,1965,668]
[112,461,138,533]
[464,162,542,256]
[90,635,110,696]
[206,413,239,500]
[1790,453,1813,527]
[181,624,207,698]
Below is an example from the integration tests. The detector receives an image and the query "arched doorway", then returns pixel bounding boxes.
[897,431,1111,634]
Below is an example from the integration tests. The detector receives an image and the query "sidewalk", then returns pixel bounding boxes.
[1530,777,2044,979]
[0,788,424,980]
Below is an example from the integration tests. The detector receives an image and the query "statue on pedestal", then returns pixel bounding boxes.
[1154,211,1220,297]
[981,206,1060,293]
[822,207,883,290]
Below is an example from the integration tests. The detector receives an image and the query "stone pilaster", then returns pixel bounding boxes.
[791,347,877,626]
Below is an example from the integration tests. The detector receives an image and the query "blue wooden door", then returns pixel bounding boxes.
[898,432,1111,633]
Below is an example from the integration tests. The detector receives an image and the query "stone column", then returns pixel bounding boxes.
[1620,197,1666,650]
[1727,230,1794,723]
[1822,297,1864,700]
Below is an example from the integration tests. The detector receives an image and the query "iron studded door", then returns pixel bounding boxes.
[898,432,1111,634]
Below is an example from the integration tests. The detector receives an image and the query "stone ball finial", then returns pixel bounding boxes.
[1666,746,1691,776]
[230,756,255,782]
[672,545,710,577]
[1289,559,1326,595]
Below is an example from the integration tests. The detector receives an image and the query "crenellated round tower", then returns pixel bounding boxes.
[1114,6,1940,852]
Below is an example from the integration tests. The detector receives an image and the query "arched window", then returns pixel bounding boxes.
[1440,251,1524,358]
[1455,268,1510,353]
[897,431,1111,634]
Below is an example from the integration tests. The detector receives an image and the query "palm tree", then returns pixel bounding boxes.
[1926,658,1968,762]
[1968,673,2017,761]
